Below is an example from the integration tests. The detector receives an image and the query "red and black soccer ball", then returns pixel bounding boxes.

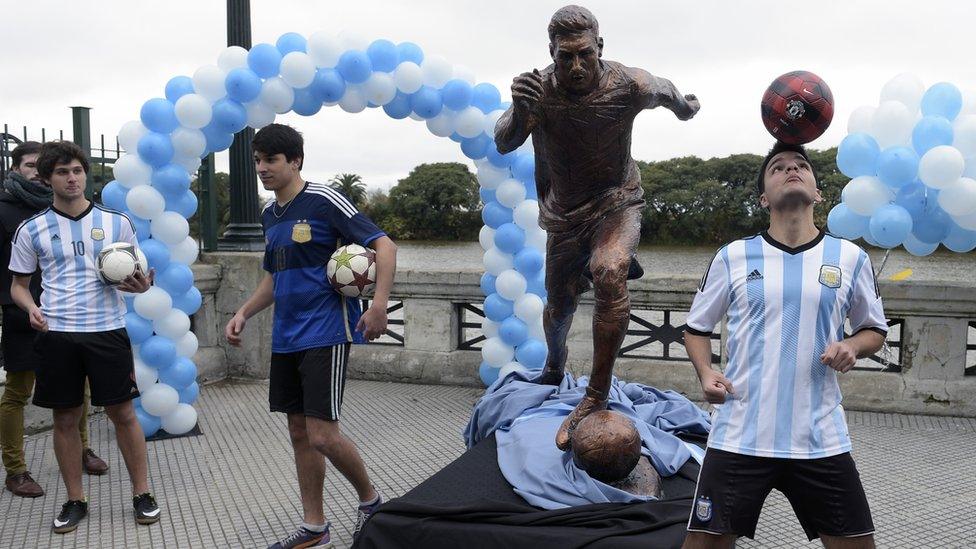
[761,71,834,145]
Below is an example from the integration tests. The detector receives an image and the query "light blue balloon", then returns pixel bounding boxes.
[524,181,539,200]
[499,317,529,346]
[942,222,976,252]
[479,362,500,386]
[396,42,424,65]
[100,181,128,211]
[461,134,491,160]
[836,133,880,178]
[136,407,161,437]
[156,263,194,296]
[173,287,203,315]
[514,248,544,275]
[869,204,913,248]
[515,338,547,369]
[410,86,443,119]
[484,293,515,322]
[485,144,514,169]
[479,187,496,205]
[125,312,154,345]
[130,215,152,241]
[920,82,963,121]
[179,382,200,405]
[480,273,496,296]
[913,203,951,244]
[512,153,535,184]
[912,116,954,155]
[336,50,372,84]
[139,238,171,272]
[291,86,322,116]
[164,76,194,103]
[276,32,307,54]
[140,98,179,134]
[903,233,938,256]
[202,122,234,153]
[382,91,413,119]
[827,203,869,240]
[471,83,502,113]
[481,201,513,229]
[140,335,176,369]
[167,189,199,219]
[449,132,464,143]
[876,147,919,189]
[224,68,263,103]
[159,357,197,390]
[493,223,526,253]
[311,68,346,103]
[527,270,547,297]
[441,79,474,110]
[247,43,282,78]
[366,39,398,72]
[151,164,191,196]
[137,132,174,168]
[211,98,248,134]
[894,182,927,219]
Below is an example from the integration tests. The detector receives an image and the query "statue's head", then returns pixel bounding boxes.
[548,5,603,94]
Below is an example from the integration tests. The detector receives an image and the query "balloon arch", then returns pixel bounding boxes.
[104,31,550,437]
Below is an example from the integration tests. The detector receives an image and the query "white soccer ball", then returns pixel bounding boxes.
[96,242,148,285]
[326,244,377,298]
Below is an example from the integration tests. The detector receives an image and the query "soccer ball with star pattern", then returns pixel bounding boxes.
[327,244,377,297]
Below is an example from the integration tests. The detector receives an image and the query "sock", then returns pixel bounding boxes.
[302,521,328,533]
[359,492,380,507]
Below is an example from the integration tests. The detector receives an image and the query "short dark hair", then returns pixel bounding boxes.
[757,141,817,194]
[548,5,599,43]
[11,141,42,168]
[36,141,90,180]
[252,124,304,169]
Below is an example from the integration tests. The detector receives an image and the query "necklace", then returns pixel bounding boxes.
[272,195,298,218]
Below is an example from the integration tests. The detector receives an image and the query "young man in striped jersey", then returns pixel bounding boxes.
[681,142,886,549]
[225,124,397,549]
[8,141,161,533]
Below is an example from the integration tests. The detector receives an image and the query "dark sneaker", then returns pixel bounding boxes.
[52,500,88,534]
[83,448,109,475]
[267,525,330,549]
[353,492,383,542]
[133,493,161,525]
[5,471,44,497]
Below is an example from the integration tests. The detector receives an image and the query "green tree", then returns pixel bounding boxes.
[329,173,368,209]
[189,171,231,241]
[382,162,481,240]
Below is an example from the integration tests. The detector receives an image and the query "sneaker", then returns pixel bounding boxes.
[82,449,109,475]
[353,492,383,542]
[5,471,44,498]
[267,525,331,549]
[133,493,161,525]
[52,500,88,534]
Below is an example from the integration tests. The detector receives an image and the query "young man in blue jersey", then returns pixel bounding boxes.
[224,124,397,549]
[681,141,886,549]
[8,141,161,533]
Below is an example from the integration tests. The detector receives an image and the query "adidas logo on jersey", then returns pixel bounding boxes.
[746,269,763,281]
[51,234,60,241]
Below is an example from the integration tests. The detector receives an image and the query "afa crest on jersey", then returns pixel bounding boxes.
[819,265,842,289]
[291,222,312,243]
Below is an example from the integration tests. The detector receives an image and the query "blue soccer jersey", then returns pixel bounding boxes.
[8,203,138,332]
[262,182,386,353]
[685,231,887,459]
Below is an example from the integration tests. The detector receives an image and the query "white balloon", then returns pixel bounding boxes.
[961,90,976,117]
[517,136,534,154]
[217,45,249,72]
[496,269,527,301]
[847,105,876,135]
[937,177,976,217]
[337,30,369,52]
[918,145,966,189]
[514,293,544,321]
[279,52,316,88]
[118,121,148,153]
[154,309,191,340]
[879,73,925,113]
[484,109,505,136]
[363,72,397,106]
[426,111,455,137]
[952,115,976,158]
[394,62,423,94]
[150,211,190,245]
[526,228,547,251]
[955,209,976,230]
[170,237,200,265]
[126,185,166,219]
[421,55,453,88]
[141,383,180,417]
[133,358,158,393]
[843,176,890,216]
[453,65,476,84]
[871,100,914,148]
[479,225,496,251]
[339,85,367,113]
[513,200,540,229]
[477,164,510,189]
[260,77,295,114]
[498,361,529,379]
[245,101,276,129]
[175,155,202,174]
[483,247,514,276]
[481,337,515,367]
[307,31,342,68]
[192,65,227,102]
[408,112,425,122]
[455,106,486,139]
[134,287,173,321]
[170,127,207,159]
[528,319,546,340]
[174,94,213,129]
[161,403,198,435]
[176,331,199,358]
[496,179,527,208]
[114,154,152,188]
[482,318,499,338]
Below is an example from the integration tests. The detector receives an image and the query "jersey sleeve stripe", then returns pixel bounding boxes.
[305,187,358,218]
[308,183,359,215]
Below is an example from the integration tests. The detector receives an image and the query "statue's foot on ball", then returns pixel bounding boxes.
[555,394,608,450]
[537,368,564,386]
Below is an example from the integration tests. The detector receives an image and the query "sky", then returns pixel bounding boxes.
[2,0,975,193]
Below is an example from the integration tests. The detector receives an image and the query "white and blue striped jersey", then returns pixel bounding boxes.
[686,231,887,459]
[9,203,138,333]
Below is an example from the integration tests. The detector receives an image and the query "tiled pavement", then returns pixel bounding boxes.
[0,379,973,548]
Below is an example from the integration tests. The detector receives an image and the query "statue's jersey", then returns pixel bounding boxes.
[531,61,646,233]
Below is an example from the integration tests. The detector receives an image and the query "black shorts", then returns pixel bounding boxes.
[32,329,139,409]
[688,448,874,541]
[1,305,41,373]
[269,344,350,421]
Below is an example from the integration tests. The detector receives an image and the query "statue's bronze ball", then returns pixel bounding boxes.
[571,410,641,483]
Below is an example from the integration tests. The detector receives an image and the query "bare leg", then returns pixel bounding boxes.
[287,414,326,525]
[821,534,876,549]
[682,532,738,549]
[51,406,85,501]
[305,417,376,502]
[103,401,148,495]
